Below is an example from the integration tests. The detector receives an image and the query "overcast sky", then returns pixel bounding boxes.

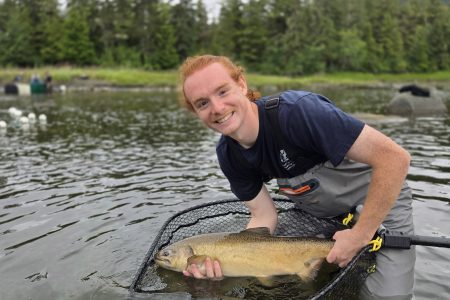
[56,0,223,22]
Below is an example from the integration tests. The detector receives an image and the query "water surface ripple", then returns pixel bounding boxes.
[0,89,449,300]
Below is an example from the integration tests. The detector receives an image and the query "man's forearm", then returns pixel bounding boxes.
[353,152,410,242]
[245,185,278,234]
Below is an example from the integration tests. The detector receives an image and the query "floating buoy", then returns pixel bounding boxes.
[28,113,37,123]
[38,114,47,123]
[19,116,29,124]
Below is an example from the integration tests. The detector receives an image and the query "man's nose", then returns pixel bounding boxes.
[210,98,225,114]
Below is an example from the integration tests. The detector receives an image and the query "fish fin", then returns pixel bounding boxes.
[186,255,208,274]
[296,257,325,282]
[241,227,271,235]
[256,276,276,287]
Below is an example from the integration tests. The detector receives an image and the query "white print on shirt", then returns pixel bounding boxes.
[280,149,295,170]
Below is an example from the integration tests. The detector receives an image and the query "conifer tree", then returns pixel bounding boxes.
[195,0,210,54]
[171,0,197,61]
[150,3,179,69]
[240,0,269,71]
[63,5,96,65]
[39,0,65,64]
[427,0,450,70]
[214,0,244,59]
[0,3,35,66]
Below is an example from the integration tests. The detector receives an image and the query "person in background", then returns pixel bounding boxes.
[44,71,53,93]
[178,55,415,300]
[31,74,41,84]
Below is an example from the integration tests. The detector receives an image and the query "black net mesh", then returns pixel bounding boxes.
[130,198,376,299]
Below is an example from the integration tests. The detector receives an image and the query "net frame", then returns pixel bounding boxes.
[130,198,375,299]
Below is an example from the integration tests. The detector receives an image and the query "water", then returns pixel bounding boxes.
[0,88,449,300]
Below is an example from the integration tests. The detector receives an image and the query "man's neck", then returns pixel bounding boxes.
[231,102,259,149]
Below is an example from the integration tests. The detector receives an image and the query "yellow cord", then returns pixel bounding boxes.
[367,264,377,274]
[342,213,354,226]
[369,236,383,252]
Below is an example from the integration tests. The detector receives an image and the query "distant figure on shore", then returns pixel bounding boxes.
[44,72,53,93]
[31,74,41,84]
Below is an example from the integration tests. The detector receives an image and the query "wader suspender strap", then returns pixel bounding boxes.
[225,93,298,180]
[264,94,300,161]
[264,94,285,149]
[225,94,285,180]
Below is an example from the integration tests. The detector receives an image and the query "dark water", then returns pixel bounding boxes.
[0,88,449,300]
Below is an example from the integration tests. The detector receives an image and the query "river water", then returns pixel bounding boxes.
[0,87,449,300]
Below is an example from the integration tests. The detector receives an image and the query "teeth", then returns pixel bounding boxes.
[217,112,232,124]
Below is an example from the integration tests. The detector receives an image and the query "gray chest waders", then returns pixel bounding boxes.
[263,95,371,217]
[277,158,373,218]
[264,95,415,298]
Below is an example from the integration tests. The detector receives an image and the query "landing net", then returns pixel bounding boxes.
[130,198,375,299]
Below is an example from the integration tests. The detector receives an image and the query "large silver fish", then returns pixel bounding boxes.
[155,227,334,281]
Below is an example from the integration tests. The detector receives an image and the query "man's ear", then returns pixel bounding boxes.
[237,75,248,96]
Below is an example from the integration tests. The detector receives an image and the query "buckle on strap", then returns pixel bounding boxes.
[265,97,280,109]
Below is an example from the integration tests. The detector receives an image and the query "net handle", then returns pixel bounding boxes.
[352,205,450,250]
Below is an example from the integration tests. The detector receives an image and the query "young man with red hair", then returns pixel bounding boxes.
[179,55,415,300]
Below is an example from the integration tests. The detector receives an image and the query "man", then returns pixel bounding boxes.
[179,55,415,300]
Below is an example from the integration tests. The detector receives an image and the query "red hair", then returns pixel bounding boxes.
[179,55,260,111]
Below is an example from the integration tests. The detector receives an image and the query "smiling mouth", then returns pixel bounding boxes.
[216,112,233,124]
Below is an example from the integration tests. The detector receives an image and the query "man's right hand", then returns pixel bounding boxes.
[183,257,223,280]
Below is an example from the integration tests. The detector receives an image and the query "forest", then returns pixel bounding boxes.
[0,0,449,75]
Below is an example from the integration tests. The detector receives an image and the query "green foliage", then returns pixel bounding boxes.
[0,0,449,75]
[39,0,65,64]
[149,3,179,69]
[239,0,269,71]
[336,29,367,71]
[63,5,96,65]
[171,0,197,60]
[0,4,35,66]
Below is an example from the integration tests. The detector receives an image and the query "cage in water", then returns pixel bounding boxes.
[130,198,375,299]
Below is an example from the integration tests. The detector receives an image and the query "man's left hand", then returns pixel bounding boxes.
[326,229,370,268]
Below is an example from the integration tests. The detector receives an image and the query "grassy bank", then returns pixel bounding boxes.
[1,66,450,87]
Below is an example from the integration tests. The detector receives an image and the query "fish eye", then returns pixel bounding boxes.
[162,249,172,256]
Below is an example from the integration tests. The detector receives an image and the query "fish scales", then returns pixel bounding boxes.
[155,228,334,280]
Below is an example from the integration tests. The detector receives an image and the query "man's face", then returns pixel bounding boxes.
[184,63,250,137]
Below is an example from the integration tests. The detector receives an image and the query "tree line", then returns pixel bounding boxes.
[0,0,449,75]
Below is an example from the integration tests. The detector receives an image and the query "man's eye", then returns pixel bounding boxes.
[195,99,208,109]
[218,89,228,96]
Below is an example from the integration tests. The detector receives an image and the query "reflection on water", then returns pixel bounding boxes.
[0,88,449,300]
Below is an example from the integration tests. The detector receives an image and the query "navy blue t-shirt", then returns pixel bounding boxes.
[216,90,365,201]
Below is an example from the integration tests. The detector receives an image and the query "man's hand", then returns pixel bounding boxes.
[183,257,223,280]
[326,229,371,268]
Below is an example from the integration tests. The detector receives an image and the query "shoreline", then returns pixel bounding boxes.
[1,68,450,93]
[2,76,450,96]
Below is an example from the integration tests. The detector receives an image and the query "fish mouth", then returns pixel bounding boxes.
[154,255,171,265]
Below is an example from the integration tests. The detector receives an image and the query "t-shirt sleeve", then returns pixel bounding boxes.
[216,139,264,201]
[280,92,365,166]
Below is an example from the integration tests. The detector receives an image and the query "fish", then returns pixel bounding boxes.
[154,227,335,281]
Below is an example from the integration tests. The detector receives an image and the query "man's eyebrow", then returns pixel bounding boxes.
[214,83,229,93]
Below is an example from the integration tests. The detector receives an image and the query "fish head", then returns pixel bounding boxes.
[154,243,194,272]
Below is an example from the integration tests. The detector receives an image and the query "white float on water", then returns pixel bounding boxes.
[0,120,6,128]
[38,114,47,123]
[28,113,36,123]
[19,116,29,124]
[8,107,23,118]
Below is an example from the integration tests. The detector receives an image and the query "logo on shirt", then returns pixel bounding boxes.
[280,149,295,170]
